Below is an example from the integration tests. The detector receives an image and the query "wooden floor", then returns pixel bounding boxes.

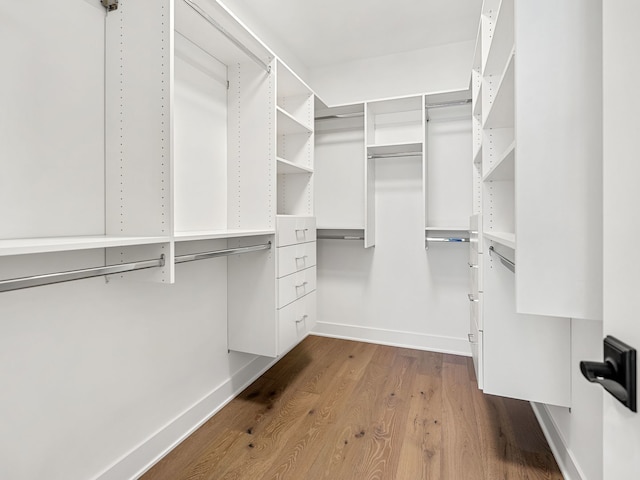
[142,336,562,480]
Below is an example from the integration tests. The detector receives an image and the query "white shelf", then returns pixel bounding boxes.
[277,60,312,98]
[367,142,423,156]
[425,226,469,231]
[277,157,313,175]
[484,51,515,129]
[473,83,483,118]
[473,145,483,165]
[174,229,275,242]
[483,141,515,182]
[0,235,170,257]
[484,0,514,76]
[484,231,516,249]
[277,106,312,135]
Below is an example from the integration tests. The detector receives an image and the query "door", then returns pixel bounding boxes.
[603,1,640,477]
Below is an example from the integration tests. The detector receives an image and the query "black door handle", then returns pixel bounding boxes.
[580,336,636,412]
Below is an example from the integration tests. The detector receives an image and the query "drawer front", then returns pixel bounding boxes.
[277,266,317,308]
[469,291,482,331]
[469,326,483,389]
[276,216,317,247]
[277,242,317,278]
[469,258,482,293]
[278,291,316,355]
[469,214,482,255]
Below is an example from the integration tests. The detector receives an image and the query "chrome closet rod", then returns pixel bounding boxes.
[317,235,364,240]
[489,246,516,272]
[368,152,422,159]
[174,242,271,264]
[426,237,469,243]
[425,99,471,109]
[182,0,271,74]
[0,256,166,293]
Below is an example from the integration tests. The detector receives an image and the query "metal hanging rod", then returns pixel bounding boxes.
[315,112,364,120]
[425,99,472,109]
[426,237,469,243]
[175,242,271,264]
[317,235,365,240]
[182,0,271,74]
[368,151,422,159]
[0,256,166,293]
[489,246,516,272]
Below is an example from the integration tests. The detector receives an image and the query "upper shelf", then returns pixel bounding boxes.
[483,0,514,77]
[484,51,515,129]
[174,229,274,242]
[0,235,170,257]
[277,157,313,175]
[483,141,515,182]
[484,231,516,249]
[367,142,423,157]
[277,107,312,135]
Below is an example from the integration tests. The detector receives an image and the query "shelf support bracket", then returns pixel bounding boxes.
[101,0,118,12]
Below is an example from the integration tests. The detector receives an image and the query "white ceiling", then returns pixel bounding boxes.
[233,0,482,68]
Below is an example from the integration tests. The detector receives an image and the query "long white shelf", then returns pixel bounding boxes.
[174,229,275,242]
[276,157,313,174]
[483,141,515,182]
[367,142,423,156]
[484,51,515,129]
[484,231,516,249]
[0,235,170,257]
[425,226,469,231]
[276,106,312,135]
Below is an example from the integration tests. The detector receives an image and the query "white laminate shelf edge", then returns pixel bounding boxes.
[0,235,171,256]
[425,227,469,231]
[367,142,423,156]
[174,229,275,241]
[483,0,515,77]
[484,231,516,249]
[483,141,515,182]
[276,157,313,175]
[276,107,312,135]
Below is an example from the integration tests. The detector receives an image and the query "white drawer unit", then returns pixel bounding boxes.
[277,241,317,278]
[276,215,317,247]
[278,291,317,355]
[277,266,317,309]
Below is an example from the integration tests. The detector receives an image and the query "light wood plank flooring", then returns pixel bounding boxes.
[142,335,562,480]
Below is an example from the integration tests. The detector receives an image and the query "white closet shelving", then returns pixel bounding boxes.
[469,0,600,407]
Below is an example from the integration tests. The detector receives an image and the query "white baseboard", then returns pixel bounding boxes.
[531,402,585,480]
[93,355,278,480]
[312,321,471,357]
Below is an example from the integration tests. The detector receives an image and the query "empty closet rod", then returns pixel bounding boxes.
[368,152,422,159]
[174,242,271,264]
[182,0,271,74]
[488,246,516,272]
[317,235,364,240]
[426,237,469,243]
[0,256,165,293]
[425,99,471,109]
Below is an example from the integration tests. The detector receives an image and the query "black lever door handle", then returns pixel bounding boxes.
[580,336,636,412]
[580,360,628,403]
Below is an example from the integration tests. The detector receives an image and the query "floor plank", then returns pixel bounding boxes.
[142,336,562,480]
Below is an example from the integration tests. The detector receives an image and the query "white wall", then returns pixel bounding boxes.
[0,247,273,480]
[310,41,475,106]
[539,318,603,480]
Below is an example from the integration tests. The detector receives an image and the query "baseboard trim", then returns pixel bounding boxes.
[93,355,278,480]
[530,402,585,480]
[312,321,471,357]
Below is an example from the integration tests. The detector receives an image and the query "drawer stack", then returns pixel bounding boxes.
[468,214,483,388]
[275,215,317,355]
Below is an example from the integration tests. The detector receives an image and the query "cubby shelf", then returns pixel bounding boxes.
[425,226,469,231]
[484,231,516,249]
[473,145,483,165]
[277,107,312,135]
[173,229,274,242]
[484,51,515,129]
[0,235,170,257]
[473,83,483,117]
[483,140,515,182]
[276,157,313,174]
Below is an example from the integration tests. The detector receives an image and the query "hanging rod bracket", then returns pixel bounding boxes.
[101,0,118,12]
